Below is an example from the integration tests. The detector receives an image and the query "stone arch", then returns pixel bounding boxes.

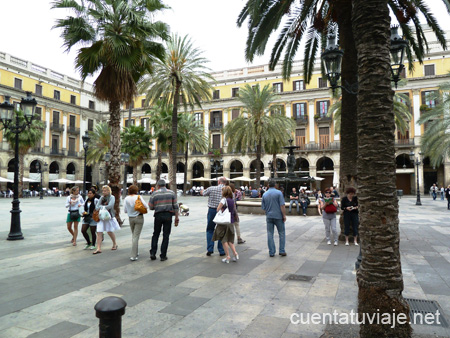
[161,163,168,173]
[29,159,43,173]
[49,161,60,174]
[192,161,204,178]
[189,158,207,171]
[176,162,185,173]
[66,162,76,175]
[229,159,244,173]
[276,158,286,172]
[295,157,310,172]
[7,159,15,172]
[141,163,151,173]
[316,156,334,171]
[396,153,413,169]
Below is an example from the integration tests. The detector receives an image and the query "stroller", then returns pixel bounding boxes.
[179,203,189,216]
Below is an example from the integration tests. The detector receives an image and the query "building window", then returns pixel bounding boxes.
[69,115,76,127]
[70,95,76,105]
[13,101,20,110]
[54,90,61,100]
[295,129,306,148]
[318,77,327,88]
[316,100,330,118]
[211,111,222,126]
[422,91,437,109]
[14,78,22,90]
[125,101,134,109]
[232,88,239,98]
[273,82,283,93]
[52,135,60,152]
[35,107,42,121]
[141,99,147,108]
[212,134,221,149]
[270,107,282,115]
[400,68,406,79]
[293,80,305,91]
[69,137,76,153]
[124,119,135,127]
[293,103,307,119]
[424,64,435,77]
[140,118,149,131]
[89,100,95,110]
[231,109,240,120]
[194,112,203,125]
[213,90,220,100]
[53,111,60,124]
[88,119,94,131]
[319,127,330,148]
[35,84,43,96]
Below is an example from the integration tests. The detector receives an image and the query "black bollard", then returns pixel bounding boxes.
[95,296,127,338]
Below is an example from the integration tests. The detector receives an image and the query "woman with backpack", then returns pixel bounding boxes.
[93,185,119,254]
[65,186,85,246]
[124,185,149,261]
[319,188,339,246]
[81,188,98,250]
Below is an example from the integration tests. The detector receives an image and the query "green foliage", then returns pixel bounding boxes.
[147,101,172,152]
[121,125,152,166]
[178,113,208,154]
[86,122,110,165]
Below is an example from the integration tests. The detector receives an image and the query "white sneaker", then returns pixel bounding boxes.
[345,242,349,246]
[130,257,138,261]
[84,244,90,250]
[334,241,338,246]
[327,240,331,245]
[232,254,239,262]
[354,242,359,246]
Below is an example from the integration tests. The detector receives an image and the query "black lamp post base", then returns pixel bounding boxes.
[7,232,24,240]
[416,201,422,206]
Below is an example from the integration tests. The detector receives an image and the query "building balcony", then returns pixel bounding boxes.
[314,116,333,125]
[209,122,223,131]
[304,141,340,151]
[31,147,44,154]
[67,150,78,157]
[50,123,65,132]
[50,149,65,156]
[294,116,308,126]
[67,126,80,135]
[395,138,415,147]
[192,150,203,155]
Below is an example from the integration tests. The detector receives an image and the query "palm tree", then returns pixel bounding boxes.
[147,101,172,182]
[86,122,110,185]
[3,110,45,197]
[418,76,450,167]
[178,113,208,194]
[121,125,152,185]
[53,0,169,223]
[353,1,412,336]
[139,34,214,192]
[224,84,295,188]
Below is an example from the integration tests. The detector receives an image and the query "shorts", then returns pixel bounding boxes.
[66,213,81,223]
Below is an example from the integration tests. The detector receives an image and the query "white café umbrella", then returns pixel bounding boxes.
[50,178,74,184]
[22,177,40,182]
[138,177,157,184]
[259,176,271,181]
[231,176,255,182]
[0,177,13,183]
[72,180,90,184]
[300,176,325,181]
[191,177,211,182]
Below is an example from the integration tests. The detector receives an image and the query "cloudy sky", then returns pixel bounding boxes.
[1,0,450,82]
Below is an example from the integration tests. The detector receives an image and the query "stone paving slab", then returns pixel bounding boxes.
[0,196,450,337]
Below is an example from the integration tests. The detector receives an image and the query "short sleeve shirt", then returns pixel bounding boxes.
[261,188,285,219]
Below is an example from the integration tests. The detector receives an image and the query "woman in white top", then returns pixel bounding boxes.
[65,186,85,246]
[124,185,149,261]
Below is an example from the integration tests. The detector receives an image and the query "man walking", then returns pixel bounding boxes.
[148,179,179,261]
[261,179,287,257]
[201,177,227,256]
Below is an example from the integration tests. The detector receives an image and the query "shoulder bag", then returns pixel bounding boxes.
[134,195,148,214]
[324,198,337,213]
[213,199,232,225]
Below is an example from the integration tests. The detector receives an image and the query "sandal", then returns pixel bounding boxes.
[111,245,118,251]
[93,250,102,254]
[72,242,77,246]
[237,238,246,244]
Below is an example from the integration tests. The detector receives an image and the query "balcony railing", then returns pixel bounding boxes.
[50,123,65,132]
[395,138,414,147]
[315,116,333,124]
[31,147,44,154]
[192,150,203,155]
[304,141,340,151]
[67,150,78,157]
[294,116,308,126]
[67,126,80,135]
[209,122,223,131]
[50,149,65,156]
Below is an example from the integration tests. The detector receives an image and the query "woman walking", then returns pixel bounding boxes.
[229,183,245,244]
[81,188,99,250]
[319,188,339,246]
[340,187,359,246]
[124,185,149,261]
[93,185,120,254]
[65,186,84,246]
[213,186,239,263]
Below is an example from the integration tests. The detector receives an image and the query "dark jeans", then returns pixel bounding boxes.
[447,198,450,209]
[344,212,359,237]
[81,224,96,246]
[207,207,224,254]
[300,201,308,215]
[432,191,437,200]
[151,212,172,258]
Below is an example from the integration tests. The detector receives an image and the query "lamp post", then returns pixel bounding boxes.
[410,151,422,206]
[121,153,130,198]
[36,162,48,199]
[210,158,223,185]
[268,160,274,178]
[322,26,408,94]
[104,152,111,185]
[0,92,38,240]
[82,131,90,200]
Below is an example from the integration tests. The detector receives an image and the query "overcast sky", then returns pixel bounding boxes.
[1,0,450,83]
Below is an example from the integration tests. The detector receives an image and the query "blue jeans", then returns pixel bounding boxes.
[266,217,285,256]
[289,200,299,213]
[300,201,308,215]
[432,191,437,200]
[207,208,224,254]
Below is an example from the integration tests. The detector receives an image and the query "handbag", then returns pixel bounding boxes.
[92,209,100,222]
[69,209,80,221]
[324,201,337,213]
[134,195,148,214]
[99,206,111,221]
[213,200,232,225]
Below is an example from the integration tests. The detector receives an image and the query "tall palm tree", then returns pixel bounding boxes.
[224,84,295,188]
[353,1,411,336]
[121,125,152,185]
[86,122,110,185]
[178,112,208,194]
[147,101,172,182]
[139,34,214,192]
[53,0,169,222]
[418,75,450,167]
[3,110,45,197]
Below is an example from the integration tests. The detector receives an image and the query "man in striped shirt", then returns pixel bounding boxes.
[201,177,227,256]
[148,179,179,261]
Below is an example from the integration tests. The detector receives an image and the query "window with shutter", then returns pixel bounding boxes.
[293,103,307,119]
[318,78,327,88]
[14,78,22,90]
[422,91,437,108]
[295,129,306,149]
[213,90,220,100]
[316,101,329,117]
[319,127,330,148]
[88,119,94,131]
[69,115,76,127]
[232,88,239,98]
[35,84,43,96]
[53,111,60,124]
[35,107,42,120]
[293,80,305,91]
[232,109,240,120]
[212,134,221,149]
[424,65,435,76]
[54,90,61,100]
[273,83,283,93]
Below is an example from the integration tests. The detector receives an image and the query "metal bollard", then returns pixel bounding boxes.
[95,296,127,338]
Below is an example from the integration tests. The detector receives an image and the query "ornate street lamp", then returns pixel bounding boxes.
[390,26,408,88]
[36,162,48,199]
[104,152,111,185]
[0,92,38,240]
[82,131,91,199]
[210,158,223,185]
[409,151,422,206]
[121,153,130,198]
[268,160,274,178]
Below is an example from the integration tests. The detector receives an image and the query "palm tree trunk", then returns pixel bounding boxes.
[108,100,122,225]
[336,2,359,241]
[272,153,277,178]
[353,1,411,337]
[170,80,181,193]
[255,141,262,188]
[156,149,162,182]
[183,147,188,195]
[19,153,24,198]
[133,164,138,186]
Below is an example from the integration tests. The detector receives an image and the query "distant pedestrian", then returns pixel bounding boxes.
[446,185,450,210]
[148,180,179,261]
[213,186,239,263]
[261,179,287,257]
[341,187,359,246]
[431,184,438,200]
[332,186,340,198]
[81,189,98,250]
[319,188,339,246]
[93,186,119,254]
[124,185,149,261]
[440,186,445,200]
[65,186,85,246]
[201,177,227,257]
[230,183,245,244]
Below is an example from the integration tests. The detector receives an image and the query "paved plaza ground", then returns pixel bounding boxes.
[0,194,449,338]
